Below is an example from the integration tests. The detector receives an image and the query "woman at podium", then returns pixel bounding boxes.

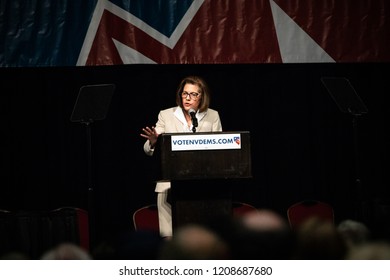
[140,75,223,238]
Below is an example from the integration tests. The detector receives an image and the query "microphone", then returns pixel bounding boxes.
[188,108,198,132]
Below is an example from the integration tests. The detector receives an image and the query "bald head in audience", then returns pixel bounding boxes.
[231,208,294,259]
[158,223,230,259]
[241,209,289,231]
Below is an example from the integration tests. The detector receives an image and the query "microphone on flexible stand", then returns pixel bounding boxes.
[189,108,198,133]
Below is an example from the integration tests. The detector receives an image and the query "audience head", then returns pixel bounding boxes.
[346,240,390,260]
[337,219,371,248]
[230,209,295,259]
[292,217,347,260]
[158,223,230,259]
[40,242,91,260]
[241,209,289,231]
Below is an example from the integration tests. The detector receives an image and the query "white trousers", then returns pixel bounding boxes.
[156,188,172,238]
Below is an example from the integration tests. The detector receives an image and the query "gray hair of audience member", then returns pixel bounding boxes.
[41,242,92,260]
[337,219,371,247]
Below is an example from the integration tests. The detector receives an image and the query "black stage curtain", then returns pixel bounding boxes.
[1,63,389,246]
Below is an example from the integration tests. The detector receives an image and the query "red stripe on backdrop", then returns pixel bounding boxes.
[175,0,282,63]
[86,0,282,65]
[85,0,390,65]
[273,0,390,62]
[86,10,174,65]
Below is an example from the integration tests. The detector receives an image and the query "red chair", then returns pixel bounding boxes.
[132,204,159,233]
[232,201,258,217]
[287,200,334,230]
[132,202,258,233]
[50,207,90,252]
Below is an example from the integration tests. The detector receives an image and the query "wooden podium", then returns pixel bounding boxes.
[159,131,252,232]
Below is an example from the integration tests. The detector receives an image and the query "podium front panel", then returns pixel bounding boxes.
[159,131,252,180]
[170,179,233,231]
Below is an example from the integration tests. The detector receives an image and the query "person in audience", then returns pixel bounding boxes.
[228,209,295,259]
[337,219,371,249]
[346,240,390,259]
[292,216,347,260]
[158,223,230,259]
[40,242,92,260]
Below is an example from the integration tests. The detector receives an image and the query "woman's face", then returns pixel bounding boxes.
[181,83,201,112]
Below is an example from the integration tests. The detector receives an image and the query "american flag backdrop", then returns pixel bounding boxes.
[1,0,389,67]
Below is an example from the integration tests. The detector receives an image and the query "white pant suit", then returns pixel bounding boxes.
[143,106,222,237]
